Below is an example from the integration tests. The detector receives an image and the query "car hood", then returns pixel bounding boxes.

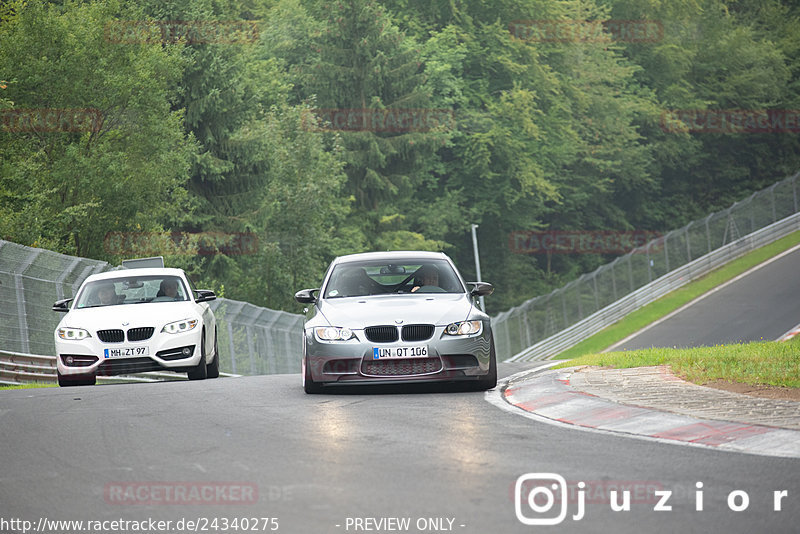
[59,302,199,330]
[316,294,476,328]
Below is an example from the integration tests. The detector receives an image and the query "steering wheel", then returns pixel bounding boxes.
[390,272,419,293]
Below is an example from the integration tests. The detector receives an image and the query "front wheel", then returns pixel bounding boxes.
[302,356,322,394]
[206,330,220,379]
[472,345,497,391]
[187,332,208,381]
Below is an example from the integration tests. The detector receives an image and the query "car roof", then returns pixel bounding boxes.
[332,251,450,265]
[83,268,188,283]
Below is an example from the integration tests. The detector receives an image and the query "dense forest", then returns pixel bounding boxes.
[2,0,799,314]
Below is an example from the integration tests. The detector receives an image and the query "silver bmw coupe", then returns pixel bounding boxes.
[294,251,496,393]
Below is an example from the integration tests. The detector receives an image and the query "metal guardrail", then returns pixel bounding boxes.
[0,349,240,386]
[505,211,800,362]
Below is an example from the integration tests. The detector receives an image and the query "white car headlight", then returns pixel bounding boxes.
[445,320,483,336]
[161,319,198,334]
[314,327,355,341]
[57,327,92,340]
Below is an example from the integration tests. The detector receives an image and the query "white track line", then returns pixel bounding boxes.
[778,322,800,342]
[604,242,800,352]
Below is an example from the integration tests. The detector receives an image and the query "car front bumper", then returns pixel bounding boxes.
[304,323,494,385]
[55,328,203,377]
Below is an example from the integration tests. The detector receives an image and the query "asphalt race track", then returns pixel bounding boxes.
[611,244,800,351]
[1,363,798,533]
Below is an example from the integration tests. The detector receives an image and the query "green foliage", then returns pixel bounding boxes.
[269,0,452,251]
[2,0,799,317]
[0,0,194,257]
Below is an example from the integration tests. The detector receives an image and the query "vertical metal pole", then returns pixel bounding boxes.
[627,254,634,293]
[15,249,41,354]
[519,310,531,347]
[55,258,81,301]
[611,261,617,301]
[684,223,692,263]
[771,184,777,222]
[528,303,536,345]
[245,323,256,376]
[470,224,485,311]
[227,321,237,374]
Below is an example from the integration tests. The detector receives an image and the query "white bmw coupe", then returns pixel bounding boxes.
[53,266,218,386]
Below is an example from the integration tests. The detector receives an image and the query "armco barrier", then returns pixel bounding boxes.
[0,349,239,385]
[504,211,800,362]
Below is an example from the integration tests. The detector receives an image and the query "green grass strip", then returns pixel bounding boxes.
[554,229,800,360]
[0,383,56,390]
[554,337,800,388]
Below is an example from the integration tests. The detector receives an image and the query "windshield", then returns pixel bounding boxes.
[323,259,464,298]
[74,275,189,308]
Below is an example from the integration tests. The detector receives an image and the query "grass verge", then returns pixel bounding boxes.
[0,383,56,390]
[554,229,800,360]
[555,338,800,388]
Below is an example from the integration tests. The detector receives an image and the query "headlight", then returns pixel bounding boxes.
[445,320,483,336]
[57,327,91,340]
[314,327,355,341]
[161,319,198,334]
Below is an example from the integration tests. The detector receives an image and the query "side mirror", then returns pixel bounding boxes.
[295,288,319,304]
[469,282,494,297]
[52,298,73,312]
[194,289,216,303]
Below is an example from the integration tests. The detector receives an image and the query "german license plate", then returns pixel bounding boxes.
[372,346,428,359]
[104,346,150,358]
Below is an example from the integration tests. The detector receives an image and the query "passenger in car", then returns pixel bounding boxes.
[337,267,376,297]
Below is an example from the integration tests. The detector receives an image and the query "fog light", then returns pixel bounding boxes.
[182,347,192,356]
[65,356,74,365]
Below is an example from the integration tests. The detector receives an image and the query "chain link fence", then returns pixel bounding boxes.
[0,239,303,376]
[493,171,800,361]
[4,171,798,375]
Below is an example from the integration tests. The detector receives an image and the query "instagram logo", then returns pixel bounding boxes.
[515,473,584,525]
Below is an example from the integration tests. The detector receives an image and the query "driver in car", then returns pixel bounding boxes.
[95,284,119,306]
[158,279,181,300]
[411,265,442,292]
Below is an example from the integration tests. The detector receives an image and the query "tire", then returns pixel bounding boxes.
[57,370,96,387]
[472,343,497,391]
[206,330,220,379]
[187,332,208,381]
[302,355,322,394]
